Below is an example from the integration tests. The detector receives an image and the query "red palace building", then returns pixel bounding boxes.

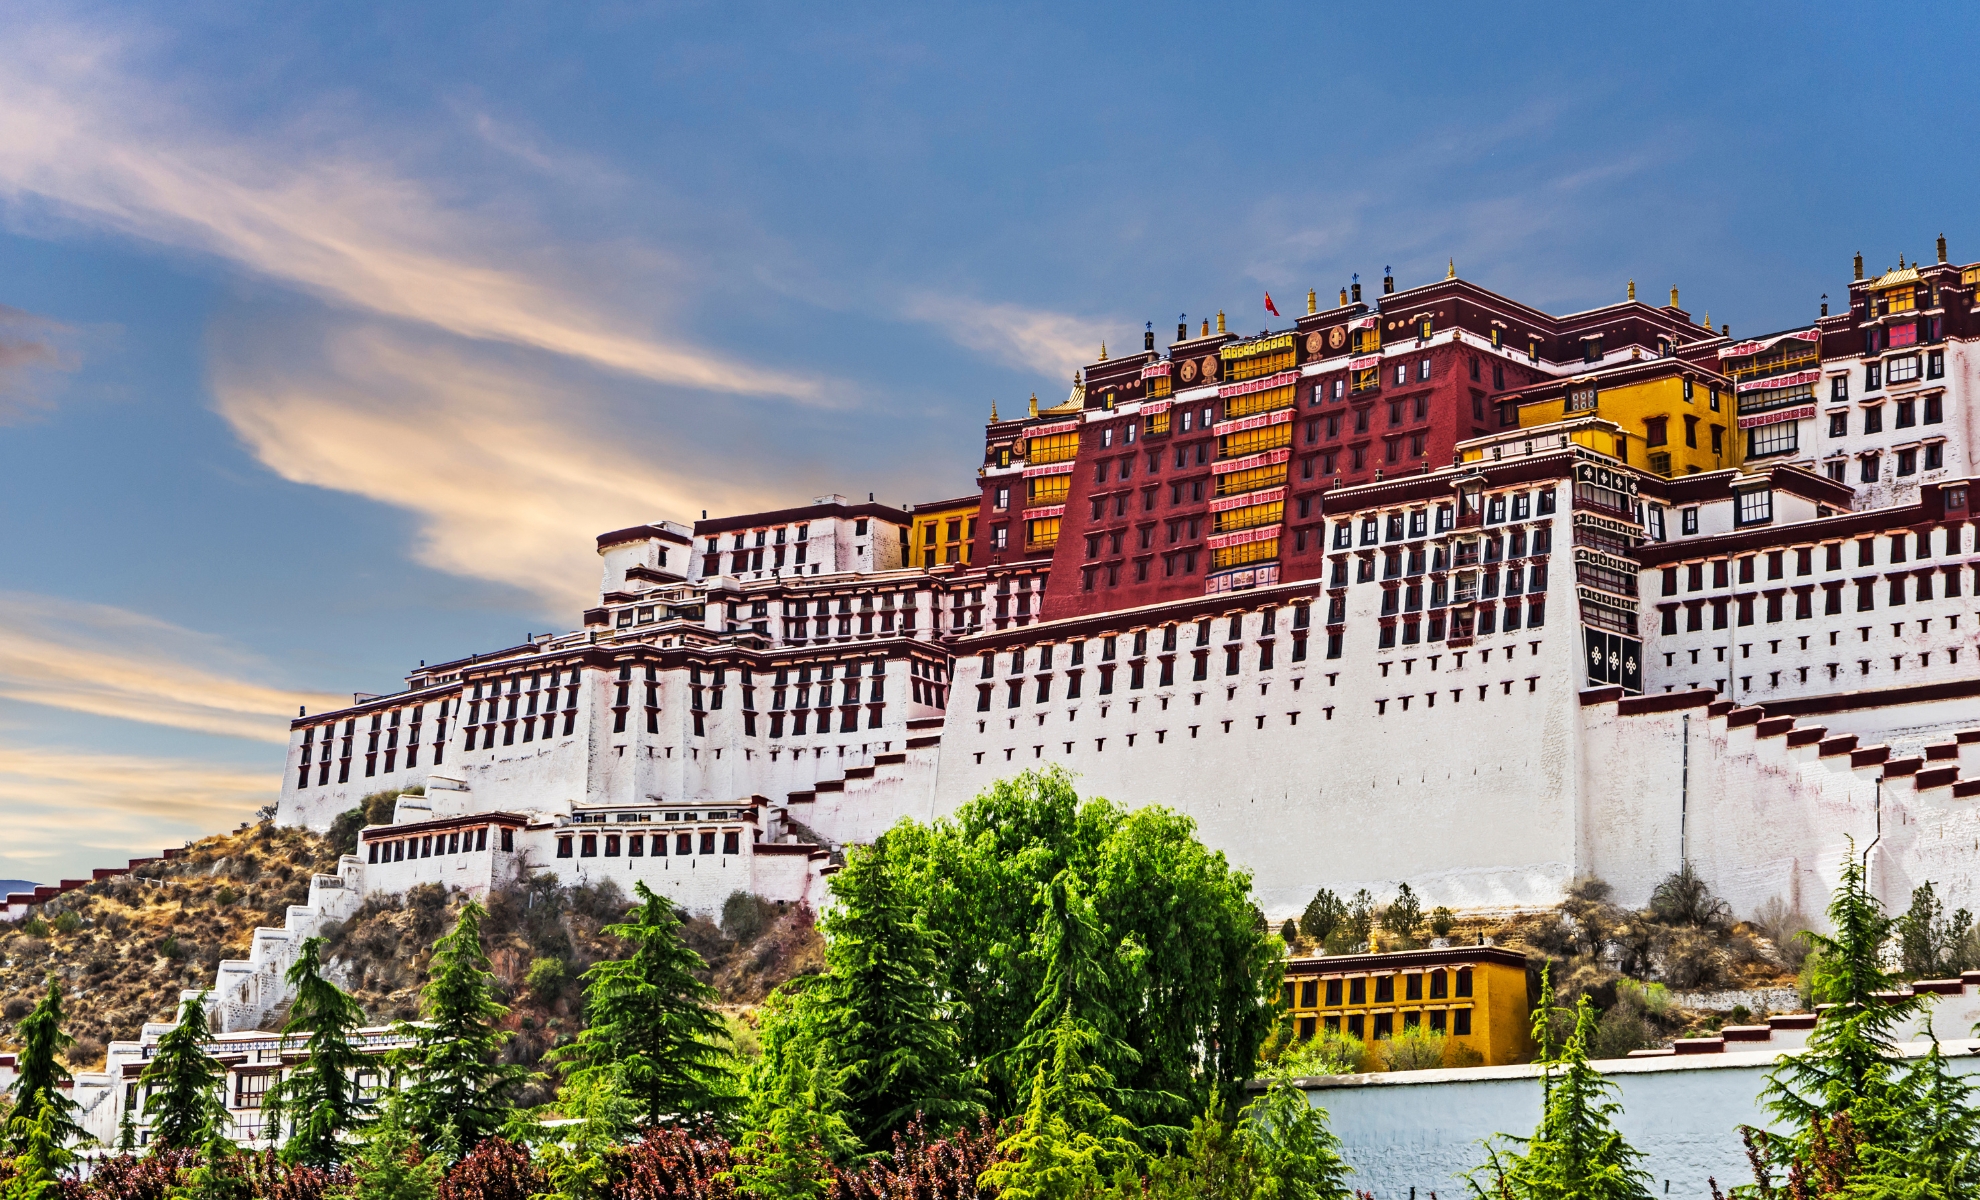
[971,269,1728,620]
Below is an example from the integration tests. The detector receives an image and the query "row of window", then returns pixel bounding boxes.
[1287,966,1475,1009]
[298,702,451,788]
[1658,568,1974,632]
[1333,489,1557,549]
[1300,1007,1472,1042]
[1372,598,1546,648]
[1660,526,1972,595]
[557,829,742,858]
[367,825,508,863]
[1334,528,1554,585]
[1835,348,1946,397]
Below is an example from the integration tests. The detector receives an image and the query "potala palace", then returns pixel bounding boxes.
[21,246,1980,1072]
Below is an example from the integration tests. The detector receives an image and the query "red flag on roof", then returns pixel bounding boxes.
[1263,292,1280,317]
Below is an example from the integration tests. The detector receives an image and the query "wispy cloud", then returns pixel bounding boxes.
[211,324,763,614]
[0,592,341,742]
[0,745,274,878]
[903,292,1116,382]
[0,303,77,423]
[0,18,827,403]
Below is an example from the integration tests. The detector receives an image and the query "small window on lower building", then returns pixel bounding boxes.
[1325,978,1343,1006]
[555,835,572,858]
[500,828,514,852]
[1346,1014,1365,1039]
[1453,1008,1473,1036]
[1372,1012,1393,1040]
[700,831,717,854]
[1297,1016,1316,1041]
[580,834,597,858]
[604,834,620,857]
[1455,968,1473,997]
[1428,1009,1447,1033]
[723,831,741,854]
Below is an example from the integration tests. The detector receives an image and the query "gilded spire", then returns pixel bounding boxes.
[1027,393,1038,417]
[1339,287,1348,307]
[1447,258,1455,280]
[990,400,999,422]
[1098,341,1107,360]
[1670,286,1679,308]
[1307,288,1317,315]
[1200,318,1210,337]
[1628,279,1636,301]
[1216,310,1226,334]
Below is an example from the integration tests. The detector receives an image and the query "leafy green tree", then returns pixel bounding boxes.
[1298,890,1345,949]
[392,900,527,1152]
[2,1105,76,1200]
[168,1125,255,1200]
[264,936,373,1166]
[1465,973,1651,1200]
[5,979,84,1153]
[895,768,1281,1129]
[1277,919,1298,947]
[118,1109,137,1154]
[140,994,229,1152]
[1895,881,1977,979]
[725,1044,861,1200]
[341,1097,443,1200]
[764,836,977,1151]
[1343,891,1374,950]
[552,881,735,1129]
[980,1011,1141,1200]
[530,1070,638,1200]
[1380,884,1422,942]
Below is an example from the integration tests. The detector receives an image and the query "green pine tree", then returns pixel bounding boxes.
[724,1044,861,1200]
[551,881,735,1129]
[264,936,373,1166]
[118,1108,137,1154]
[5,979,85,1153]
[392,901,527,1153]
[1465,972,1651,1200]
[1761,845,1924,1154]
[140,994,229,1152]
[1298,889,1345,947]
[2,1104,77,1200]
[980,1010,1142,1200]
[805,837,978,1148]
[340,1097,443,1200]
[1231,1077,1355,1200]
[166,1125,255,1200]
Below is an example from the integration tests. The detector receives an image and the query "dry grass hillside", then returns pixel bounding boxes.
[0,815,824,1082]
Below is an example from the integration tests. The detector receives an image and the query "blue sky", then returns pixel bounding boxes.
[4,1,1977,882]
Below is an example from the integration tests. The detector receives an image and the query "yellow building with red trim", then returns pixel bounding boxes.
[907,495,980,569]
[1280,946,1532,1069]
[1514,359,1738,478]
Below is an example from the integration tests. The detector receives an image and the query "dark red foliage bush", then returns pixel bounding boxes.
[66,1150,191,1200]
[614,1126,736,1200]
[439,1137,546,1200]
[831,1114,1008,1200]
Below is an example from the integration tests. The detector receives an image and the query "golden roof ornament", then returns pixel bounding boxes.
[1066,370,1084,408]
[1628,279,1636,301]
[1939,234,1948,263]
[1339,287,1349,307]
[990,400,999,422]
[1028,393,1038,417]
[1098,341,1107,361]
[1670,286,1679,308]
[1216,310,1226,334]
[1447,258,1456,279]
[1200,318,1210,336]
[1854,252,1863,281]
[1307,288,1317,315]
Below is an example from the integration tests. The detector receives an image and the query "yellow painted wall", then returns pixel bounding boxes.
[1518,374,1737,478]
[1280,957,1532,1069]
[911,500,979,569]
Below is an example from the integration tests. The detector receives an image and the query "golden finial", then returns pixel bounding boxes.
[1899,254,1906,269]
[1307,288,1317,315]
[1670,286,1679,308]
[1628,279,1636,301]
[1098,341,1107,360]
[1447,258,1455,280]
[990,400,999,422]
[1200,318,1209,337]
[1027,393,1038,417]
[1216,310,1226,334]
[1339,287,1348,307]
[1703,310,1710,330]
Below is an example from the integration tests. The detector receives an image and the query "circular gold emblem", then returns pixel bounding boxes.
[1305,331,1324,356]
[1200,355,1220,380]
[1327,326,1347,351]
[1179,359,1198,383]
